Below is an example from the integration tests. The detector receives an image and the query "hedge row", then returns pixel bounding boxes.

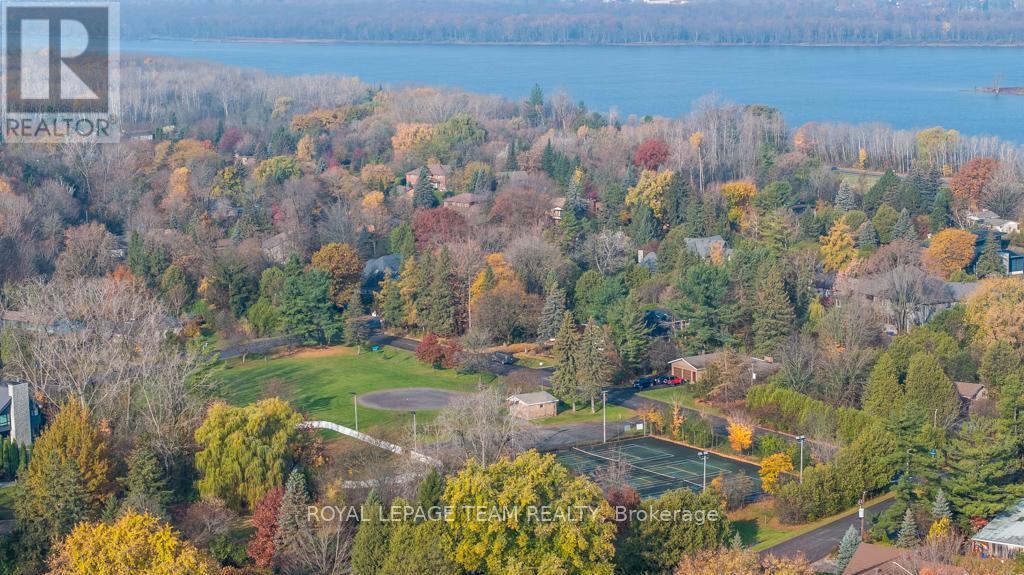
[745,384,877,445]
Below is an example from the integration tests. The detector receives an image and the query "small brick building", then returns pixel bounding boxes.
[508,391,558,420]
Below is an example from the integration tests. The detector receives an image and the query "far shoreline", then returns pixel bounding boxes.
[133,35,1024,49]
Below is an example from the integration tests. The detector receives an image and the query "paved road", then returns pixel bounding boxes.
[760,497,897,562]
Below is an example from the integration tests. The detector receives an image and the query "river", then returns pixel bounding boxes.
[123,40,1024,142]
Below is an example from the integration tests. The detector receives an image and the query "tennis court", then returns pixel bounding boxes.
[554,436,762,499]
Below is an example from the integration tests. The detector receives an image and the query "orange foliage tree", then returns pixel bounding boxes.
[923,228,976,279]
[950,157,998,209]
[309,242,363,305]
[758,452,794,495]
[727,421,754,453]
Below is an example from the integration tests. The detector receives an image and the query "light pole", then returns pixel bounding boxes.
[602,390,608,443]
[351,393,359,433]
[796,435,806,484]
[698,451,709,491]
[411,411,418,450]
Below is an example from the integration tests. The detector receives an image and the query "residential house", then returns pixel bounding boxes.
[442,193,484,211]
[842,543,965,574]
[0,380,40,446]
[668,353,779,384]
[955,381,987,403]
[362,253,401,289]
[839,275,980,332]
[968,209,1020,234]
[636,249,657,271]
[508,391,558,420]
[684,235,733,262]
[406,164,451,192]
[261,232,294,264]
[549,197,567,221]
[973,499,1024,558]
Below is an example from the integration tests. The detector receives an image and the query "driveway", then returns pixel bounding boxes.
[760,497,897,562]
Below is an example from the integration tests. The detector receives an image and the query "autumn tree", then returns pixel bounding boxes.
[923,228,976,279]
[47,511,211,575]
[247,486,284,568]
[626,169,673,223]
[728,421,754,453]
[194,399,303,511]
[965,277,1024,353]
[634,138,670,170]
[310,242,364,305]
[411,207,467,250]
[674,547,814,575]
[820,220,856,272]
[759,452,795,495]
[443,451,616,575]
[53,222,117,280]
[721,180,758,226]
[950,157,998,209]
[618,488,729,574]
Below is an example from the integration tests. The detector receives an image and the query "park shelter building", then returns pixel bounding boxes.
[972,499,1024,558]
[508,391,558,420]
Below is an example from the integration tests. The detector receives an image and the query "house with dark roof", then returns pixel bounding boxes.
[406,164,451,192]
[668,353,779,384]
[684,235,733,261]
[442,193,484,210]
[842,543,965,574]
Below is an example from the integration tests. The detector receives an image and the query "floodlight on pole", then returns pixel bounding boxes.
[697,451,709,491]
[796,435,806,484]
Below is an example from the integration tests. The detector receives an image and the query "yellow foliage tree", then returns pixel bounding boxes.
[295,134,316,163]
[360,163,393,192]
[167,138,217,169]
[310,242,363,305]
[857,147,868,170]
[965,277,1024,353]
[727,422,754,453]
[720,180,758,224]
[927,516,951,541]
[923,228,977,279]
[758,452,795,495]
[47,511,212,575]
[625,169,674,222]
[820,220,857,272]
[391,122,435,154]
[469,253,518,307]
[670,404,683,438]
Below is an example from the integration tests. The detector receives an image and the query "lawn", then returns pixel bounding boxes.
[513,353,557,369]
[538,403,636,426]
[639,386,723,417]
[730,493,895,551]
[215,346,496,432]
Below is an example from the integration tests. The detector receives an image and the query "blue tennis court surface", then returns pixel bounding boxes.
[554,436,762,499]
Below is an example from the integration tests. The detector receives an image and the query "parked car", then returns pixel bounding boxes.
[632,377,656,390]
[654,374,683,386]
[490,352,516,365]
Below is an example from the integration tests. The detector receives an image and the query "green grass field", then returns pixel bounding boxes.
[215,347,496,432]
[538,403,636,426]
[638,386,723,417]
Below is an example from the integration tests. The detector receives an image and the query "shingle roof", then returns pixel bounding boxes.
[973,499,1024,549]
[684,235,732,260]
[509,391,558,406]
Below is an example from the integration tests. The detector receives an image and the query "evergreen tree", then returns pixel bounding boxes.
[343,287,370,348]
[274,469,310,570]
[412,167,437,209]
[835,180,856,211]
[862,352,903,419]
[864,170,901,213]
[578,319,614,412]
[857,219,879,249]
[558,209,584,252]
[375,273,404,328]
[903,352,961,429]
[565,168,587,217]
[836,525,860,573]
[893,209,917,242]
[975,231,1004,277]
[119,445,172,518]
[279,268,342,346]
[896,508,920,548]
[417,468,444,512]
[14,451,89,566]
[352,490,390,575]
[506,138,518,171]
[663,172,690,227]
[931,489,951,521]
[537,279,567,343]
[527,84,544,126]
[872,203,899,244]
[630,204,657,245]
[614,301,651,375]
[942,418,1021,519]
[551,312,582,409]
[753,265,794,355]
[930,188,952,232]
[541,139,556,175]
[421,248,457,336]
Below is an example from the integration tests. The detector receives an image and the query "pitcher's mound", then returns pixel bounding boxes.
[357,388,466,410]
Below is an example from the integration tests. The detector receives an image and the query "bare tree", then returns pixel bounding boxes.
[432,385,528,467]
[581,230,632,277]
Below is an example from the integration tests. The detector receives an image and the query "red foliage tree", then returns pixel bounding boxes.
[247,486,284,568]
[605,486,641,534]
[488,187,551,230]
[218,127,243,154]
[950,157,998,209]
[412,207,469,250]
[415,332,462,369]
[634,138,670,171]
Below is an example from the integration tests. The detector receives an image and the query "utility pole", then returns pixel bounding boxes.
[411,411,418,450]
[698,451,709,491]
[859,492,866,542]
[796,435,806,484]
[352,393,359,433]
[602,390,608,443]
